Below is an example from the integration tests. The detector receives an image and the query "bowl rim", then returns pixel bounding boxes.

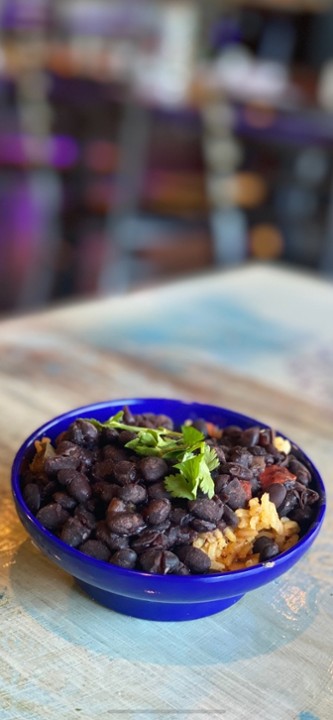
[11,397,327,585]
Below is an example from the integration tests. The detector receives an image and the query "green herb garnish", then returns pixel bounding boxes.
[87,411,220,500]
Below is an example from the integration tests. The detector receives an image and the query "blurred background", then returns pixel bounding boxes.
[1,0,333,316]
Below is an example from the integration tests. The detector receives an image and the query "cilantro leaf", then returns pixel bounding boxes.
[198,456,215,499]
[164,474,197,500]
[84,411,221,500]
[204,444,220,472]
[181,424,204,447]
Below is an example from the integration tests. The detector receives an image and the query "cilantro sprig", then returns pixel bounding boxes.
[87,411,220,500]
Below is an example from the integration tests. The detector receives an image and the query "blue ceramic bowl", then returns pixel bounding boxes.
[11,398,326,621]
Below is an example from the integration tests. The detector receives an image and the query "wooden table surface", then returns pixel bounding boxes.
[0,264,332,720]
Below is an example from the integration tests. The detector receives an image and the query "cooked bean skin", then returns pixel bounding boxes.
[22,407,318,575]
[143,499,171,525]
[79,540,111,561]
[253,536,280,561]
[106,511,146,536]
[139,549,180,574]
[67,473,92,503]
[110,549,137,569]
[53,491,77,511]
[176,545,211,574]
[36,503,69,530]
[44,455,79,474]
[138,457,168,482]
[60,517,91,546]
[95,521,129,550]
[188,498,224,524]
[267,483,287,509]
[117,483,147,504]
[113,460,137,485]
[23,483,41,514]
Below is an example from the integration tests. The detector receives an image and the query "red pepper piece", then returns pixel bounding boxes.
[259,465,296,490]
[239,480,252,501]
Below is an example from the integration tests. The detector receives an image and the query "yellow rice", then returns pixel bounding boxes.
[193,492,300,572]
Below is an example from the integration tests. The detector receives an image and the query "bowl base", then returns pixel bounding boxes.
[77,580,244,621]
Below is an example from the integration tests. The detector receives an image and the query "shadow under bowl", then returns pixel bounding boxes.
[11,398,326,621]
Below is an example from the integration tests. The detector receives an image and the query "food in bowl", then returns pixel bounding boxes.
[19,403,320,576]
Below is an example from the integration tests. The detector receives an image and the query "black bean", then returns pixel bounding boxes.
[54,431,67,447]
[216,519,227,532]
[229,447,253,467]
[176,545,211,574]
[93,459,115,479]
[60,517,91,547]
[56,440,80,457]
[123,406,136,425]
[93,481,119,504]
[250,456,266,473]
[134,413,156,428]
[117,483,147,504]
[106,511,145,536]
[227,463,253,481]
[249,475,261,494]
[258,428,273,447]
[220,478,248,510]
[23,483,41,513]
[214,474,230,495]
[139,549,180,574]
[222,504,239,528]
[95,521,129,550]
[154,414,174,430]
[40,480,59,504]
[288,458,311,486]
[67,419,99,447]
[102,444,126,461]
[85,497,100,515]
[278,491,299,517]
[74,505,97,530]
[36,503,69,531]
[290,506,313,527]
[110,549,137,569]
[143,499,171,525]
[138,456,168,482]
[302,488,319,506]
[188,498,224,524]
[191,419,208,436]
[240,426,260,447]
[44,455,79,474]
[169,507,192,526]
[174,563,191,575]
[267,483,287,509]
[107,497,127,515]
[147,481,171,499]
[249,445,267,456]
[57,468,80,486]
[79,540,111,561]
[118,430,137,445]
[113,460,137,486]
[191,518,217,532]
[223,426,243,441]
[67,473,92,503]
[253,536,280,561]
[131,529,168,552]
[150,520,171,533]
[52,491,77,511]
[100,427,120,445]
[57,441,95,470]
[165,525,198,546]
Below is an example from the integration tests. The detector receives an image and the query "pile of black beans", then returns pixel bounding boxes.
[20,407,320,574]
